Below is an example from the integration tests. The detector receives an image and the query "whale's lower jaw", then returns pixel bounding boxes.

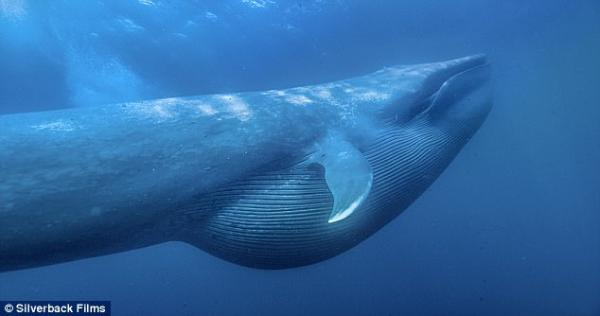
[173,119,468,269]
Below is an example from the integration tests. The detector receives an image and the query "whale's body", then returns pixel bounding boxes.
[0,55,491,271]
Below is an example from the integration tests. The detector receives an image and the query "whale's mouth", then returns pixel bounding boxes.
[390,54,491,129]
[425,55,492,131]
[421,54,489,101]
[384,54,490,125]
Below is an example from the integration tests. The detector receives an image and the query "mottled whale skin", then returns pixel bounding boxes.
[0,55,491,271]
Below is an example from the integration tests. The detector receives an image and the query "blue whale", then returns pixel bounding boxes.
[0,55,491,271]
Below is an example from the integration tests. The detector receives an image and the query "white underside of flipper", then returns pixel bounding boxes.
[309,131,373,223]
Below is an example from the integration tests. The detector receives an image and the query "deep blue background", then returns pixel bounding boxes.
[1,0,599,315]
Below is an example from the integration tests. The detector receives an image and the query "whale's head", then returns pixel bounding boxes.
[342,54,493,231]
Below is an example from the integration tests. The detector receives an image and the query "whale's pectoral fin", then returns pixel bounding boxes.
[172,134,372,268]
[310,134,373,223]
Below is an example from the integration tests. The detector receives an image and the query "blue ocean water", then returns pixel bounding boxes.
[0,0,599,315]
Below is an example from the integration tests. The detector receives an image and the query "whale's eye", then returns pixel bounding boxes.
[406,94,435,121]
